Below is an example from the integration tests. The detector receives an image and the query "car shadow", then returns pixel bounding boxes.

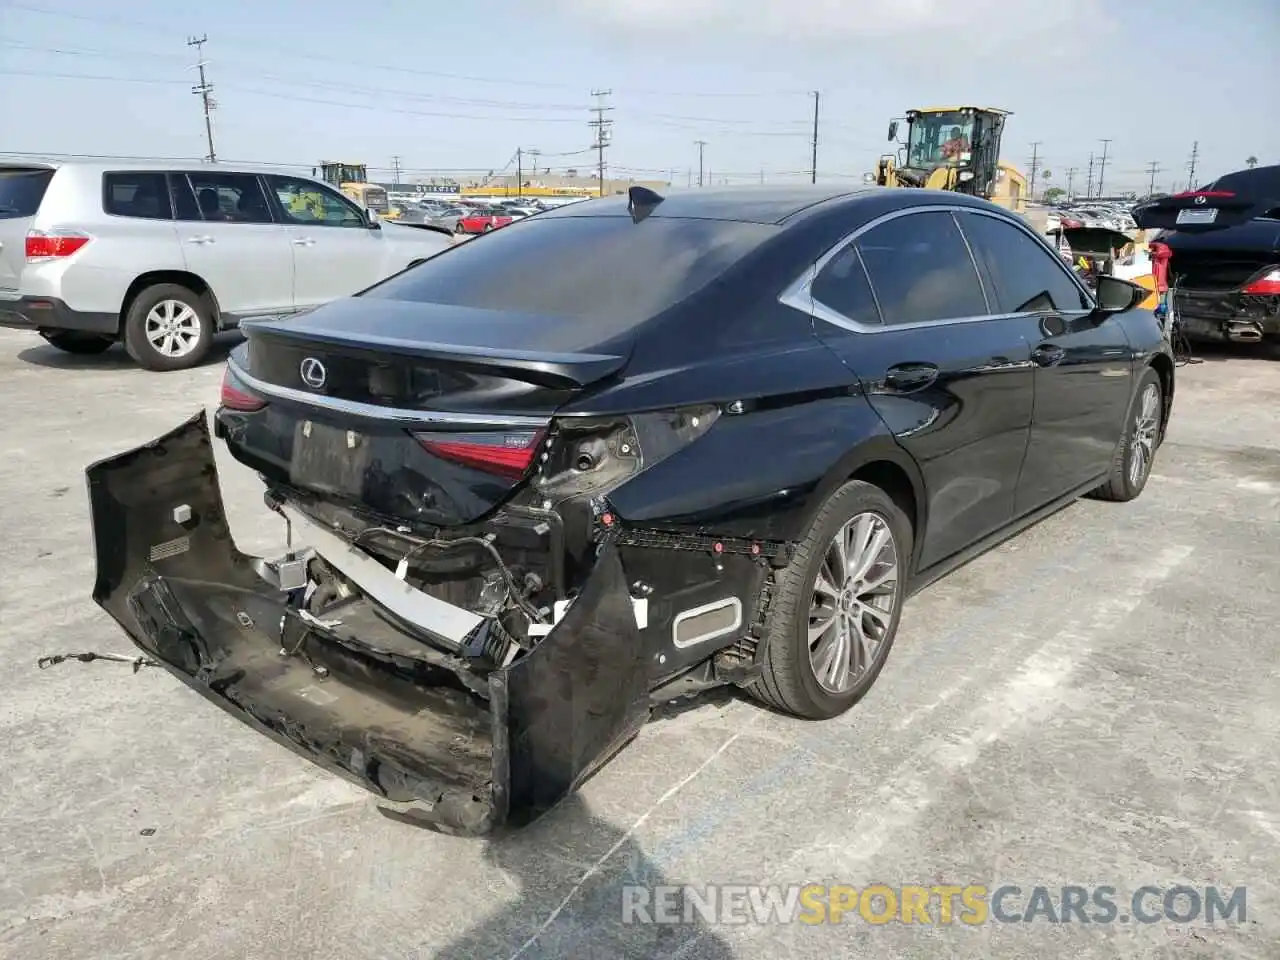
[1178,339,1280,363]
[16,331,243,371]
[425,793,736,960]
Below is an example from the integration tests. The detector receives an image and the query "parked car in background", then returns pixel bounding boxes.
[0,161,452,370]
[1133,164,1280,348]
[454,205,515,234]
[87,185,1173,833]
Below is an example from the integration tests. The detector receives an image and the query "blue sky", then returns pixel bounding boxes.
[1,0,1277,192]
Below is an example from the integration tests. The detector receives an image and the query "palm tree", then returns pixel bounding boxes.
[1246,156,1258,168]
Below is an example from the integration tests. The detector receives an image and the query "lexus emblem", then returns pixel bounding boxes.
[1194,195,1206,205]
[299,357,327,389]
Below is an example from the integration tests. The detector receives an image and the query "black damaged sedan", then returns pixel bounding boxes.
[88,185,1174,833]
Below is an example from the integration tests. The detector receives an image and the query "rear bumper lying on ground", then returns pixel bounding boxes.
[86,412,650,835]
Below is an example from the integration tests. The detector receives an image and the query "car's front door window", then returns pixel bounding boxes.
[957,212,1092,314]
[269,175,366,228]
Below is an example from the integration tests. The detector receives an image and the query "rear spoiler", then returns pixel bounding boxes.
[1132,190,1280,234]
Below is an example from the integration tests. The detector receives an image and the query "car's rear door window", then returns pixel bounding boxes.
[103,171,173,220]
[855,211,989,325]
[958,211,1091,314]
[184,172,275,224]
[0,168,55,219]
[363,216,777,334]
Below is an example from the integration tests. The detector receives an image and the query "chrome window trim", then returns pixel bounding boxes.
[227,355,552,428]
[778,202,1096,333]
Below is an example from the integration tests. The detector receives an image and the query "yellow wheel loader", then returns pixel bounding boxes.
[874,106,1027,211]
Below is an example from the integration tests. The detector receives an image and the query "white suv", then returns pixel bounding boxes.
[0,161,454,370]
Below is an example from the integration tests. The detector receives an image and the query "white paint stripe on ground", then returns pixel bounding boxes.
[784,543,1196,877]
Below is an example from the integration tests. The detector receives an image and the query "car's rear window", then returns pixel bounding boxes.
[0,168,55,219]
[362,216,777,333]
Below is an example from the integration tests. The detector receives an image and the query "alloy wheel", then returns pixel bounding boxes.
[144,300,202,358]
[1128,383,1160,488]
[808,512,901,694]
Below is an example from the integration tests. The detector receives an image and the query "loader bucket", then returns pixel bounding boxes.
[86,412,650,835]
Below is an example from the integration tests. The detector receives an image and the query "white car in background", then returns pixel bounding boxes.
[0,161,452,370]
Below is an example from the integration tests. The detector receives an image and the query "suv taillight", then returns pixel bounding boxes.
[25,230,91,261]
[1242,269,1280,296]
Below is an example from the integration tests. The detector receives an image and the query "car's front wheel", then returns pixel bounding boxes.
[1089,367,1163,502]
[123,283,214,372]
[747,480,912,720]
[39,331,114,355]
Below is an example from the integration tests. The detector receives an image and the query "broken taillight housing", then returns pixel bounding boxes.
[219,365,266,411]
[415,429,546,480]
[532,404,721,502]
[1242,269,1280,296]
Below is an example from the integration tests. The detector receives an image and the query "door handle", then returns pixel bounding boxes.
[293,237,316,246]
[884,362,939,393]
[186,235,215,245]
[1031,344,1066,367]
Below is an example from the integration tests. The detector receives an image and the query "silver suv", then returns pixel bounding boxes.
[0,161,454,370]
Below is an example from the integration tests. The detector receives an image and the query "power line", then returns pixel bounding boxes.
[1096,139,1112,196]
[810,91,820,185]
[187,34,215,162]
[1145,160,1161,198]
[589,90,613,197]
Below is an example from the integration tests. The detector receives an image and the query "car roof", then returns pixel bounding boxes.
[0,158,326,182]
[536,184,888,225]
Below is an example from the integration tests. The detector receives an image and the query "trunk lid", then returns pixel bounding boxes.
[0,166,55,292]
[1161,220,1280,291]
[230,299,633,526]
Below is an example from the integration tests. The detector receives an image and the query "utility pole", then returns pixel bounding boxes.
[515,148,522,197]
[1186,140,1200,190]
[760,168,765,185]
[1065,166,1078,200]
[1096,139,1112,197]
[187,35,216,162]
[810,91,820,185]
[588,90,613,197]
[1027,141,1043,200]
[1085,152,1095,200]
[687,168,692,188]
[391,155,402,187]
[1145,160,1160,198]
[695,140,707,187]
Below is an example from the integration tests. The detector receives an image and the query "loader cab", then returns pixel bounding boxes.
[893,106,1010,198]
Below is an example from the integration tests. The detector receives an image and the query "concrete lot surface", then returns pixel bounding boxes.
[1,330,1277,960]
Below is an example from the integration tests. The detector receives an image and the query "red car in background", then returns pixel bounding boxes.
[455,205,514,234]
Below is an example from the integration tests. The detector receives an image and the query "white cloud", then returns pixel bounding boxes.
[557,0,1109,50]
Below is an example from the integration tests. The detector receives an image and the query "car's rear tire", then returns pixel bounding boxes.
[39,331,114,355]
[455,222,466,234]
[123,283,214,372]
[1088,367,1163,502]
[483,223,494,232]
[746,480,912,720]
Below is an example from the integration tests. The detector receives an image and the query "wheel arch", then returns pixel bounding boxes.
[120,271,221,331]
[802,435,927,574]
[1148,352,1175,436]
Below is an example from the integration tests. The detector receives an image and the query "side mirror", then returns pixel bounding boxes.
[366,209,381,230]
[887,120,899,142]
[1093,274,1146,314]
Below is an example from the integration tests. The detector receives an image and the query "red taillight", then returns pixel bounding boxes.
[1242,269,1280,296]
[219,367,266,411]
[1060,217,1083,229]
[415,429,545,479]
[1172,190,1235,199]
[25,230,91,260]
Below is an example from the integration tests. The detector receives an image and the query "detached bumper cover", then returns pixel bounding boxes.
[86,412,649,834]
